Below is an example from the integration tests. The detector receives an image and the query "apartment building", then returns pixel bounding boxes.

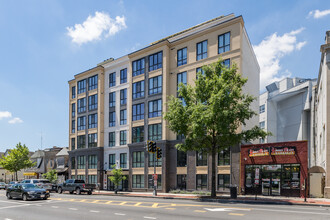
[68,66,105,186]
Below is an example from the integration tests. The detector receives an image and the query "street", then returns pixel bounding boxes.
[0,191,329,220]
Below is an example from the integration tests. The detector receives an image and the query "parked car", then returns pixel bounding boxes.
[6,183,50,201]
[21,179,53,191]
[57,179,95,195]
[7,181,18,188]
[0,182,6,190]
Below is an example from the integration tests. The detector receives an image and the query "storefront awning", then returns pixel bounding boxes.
[23,172,38,176]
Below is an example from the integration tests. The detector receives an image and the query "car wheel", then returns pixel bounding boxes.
[58,187,62,194]
[6,192,12,199]
[69,191,73,194]
[22,194,28,201]
[88,191,92,195]
[43,197,48,200]
[76,188,81,195]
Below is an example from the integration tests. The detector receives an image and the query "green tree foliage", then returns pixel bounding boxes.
[164,59,269,197]
[42,169,58,184]
[108,165,126,194]
[0,143,35,181]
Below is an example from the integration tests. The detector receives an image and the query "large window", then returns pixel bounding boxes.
[259,121,265,129]
[72,86,76,99]
[259,104,265,114]
[148,124,162,141]
[88,75,98,90]
[196,174,207,190]
[196,151,207,166]
[196,40,207,60]
[109,72,116,87]
[132,175,144,188]
[120,89,127,105]
[120,109,127,125]
[71,120,75,133]
[72,103,76,117]
[132,151,144,168]
[148,174,162,189]
[88,133,97,148]
[177,47,187,66]
[222,59,230,69]
[77,135,85,149]
[148,99,162,118]
[149,51,162,71]
[132,103,144,121]
[120,68,127,84]
[218,148,230,165]
[120,130,127,145]
[77,98,86,113]
[71,157,75,169]
[149,75,162,95]
[71,138,75,150]
[132,80,145,99]
[109,111,116,127]
[109,132,115,147]
[148,152,162,167]
[132,126,144,143]
[77,79,86,94]
[132,58,145,77]
[218,174,230,190]
[88,94,98,111]
[88,155,97,169]
[120,153,127,169]
[88,175,97,184]
[177,175,186,190]
[77,156,85,169]
[177,150,187,167]
[88,113,97,129]
[177,72,187,94]
[109,154,116,168]
[77,116,86,131]
[218,32,230,54]
[109,92,115,107]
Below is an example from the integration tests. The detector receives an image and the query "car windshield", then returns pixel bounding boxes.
[22,184,37,189]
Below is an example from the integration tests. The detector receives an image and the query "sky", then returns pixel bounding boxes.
[0,0,329,152]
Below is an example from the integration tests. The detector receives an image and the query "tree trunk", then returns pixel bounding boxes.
[211,144,216,198]
[15,171,18,181]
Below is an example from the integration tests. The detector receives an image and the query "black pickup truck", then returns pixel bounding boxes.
[57,179,95,195]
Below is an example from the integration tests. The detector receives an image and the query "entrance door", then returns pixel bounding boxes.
[262,172,281,196]
[262,173,271,195]
[271,173,281,196]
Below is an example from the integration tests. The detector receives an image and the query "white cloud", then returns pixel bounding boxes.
[253,28,307,90]
[0,111,12,119]
[66,11,127,45]
[308,9,330,19]
[8,117,23,124]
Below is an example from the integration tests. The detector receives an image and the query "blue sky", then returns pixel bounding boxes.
[0,0,329,152]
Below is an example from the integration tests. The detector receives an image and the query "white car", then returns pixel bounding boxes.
[0,182,6,190]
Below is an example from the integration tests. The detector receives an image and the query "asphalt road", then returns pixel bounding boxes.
[0,190,329,220]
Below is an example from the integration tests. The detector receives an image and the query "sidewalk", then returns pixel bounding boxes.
[92,190,330,207]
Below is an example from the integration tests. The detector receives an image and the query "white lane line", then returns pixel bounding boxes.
[253,208,330,216]
[0,204,30,210]
[144,217,157,219]
[90,210,100,213]
[114,213,126,216]
[36,204,42,207]
[5,218,13,220]
[51,206,59,208]
[69,208,78,211]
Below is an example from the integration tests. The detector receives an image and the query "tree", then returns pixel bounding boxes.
[0,143,35,181]
[164,59,269,197]
[42,169,58,184]
[108,165,126,194]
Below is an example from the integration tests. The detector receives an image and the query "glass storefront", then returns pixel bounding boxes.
[245,164,300,197]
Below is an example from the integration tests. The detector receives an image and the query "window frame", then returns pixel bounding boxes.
[88,94,98,111]
[148,123,162,141]
[132,151,144,168]
[109,154,116,168]
[77,116,86,131]
[88,75,98,91]
[88,155,97,169]
[88,133,97,148]
[132,80,145,99]
[177,47,187,66]
[120,68,127,84]
[132,103,144,121]
[148,99,162,118]
[148,75,162,95]
[132,58,145,77]
[109,92,116,108]
[196,40,208,61]
[77,79,86,94]
[120,153,127,169]
[218,32,230,54]
[148,51,163,72]
[109,111,116,127]
[120,89,127,105]
[120,130,127,145]
[109,72,116,87]
[120,109,127,125]
[77,135,85,149]
[132,126,144,143]
[88,113,97,129]
[77,98,86,113]
[109,132,115,147]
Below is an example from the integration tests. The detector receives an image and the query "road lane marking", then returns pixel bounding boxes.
[165,208,176,210]
[51,206,59,208]
[151,203,158,208]
[134,202,142,206]
[119,202,127,205]
[205,208,251,212]
[114,213,126,216]
[91,200,100,203]
[5,218,13,220]
[0,204,30,209]
[105,201,112,204]
[194,210,206,213]
[69,208,78,211]
[90,210,100,213]
[144,217,157,219]
[229,213,245,216]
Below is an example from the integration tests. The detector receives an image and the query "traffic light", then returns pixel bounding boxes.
[156,147,162,159]
[147,141,156,153]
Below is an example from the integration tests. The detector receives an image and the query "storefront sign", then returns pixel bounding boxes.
[271,146,296,156]
[249,148,270,157]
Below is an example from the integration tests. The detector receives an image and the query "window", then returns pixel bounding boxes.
[76,175,85,181]
[71,120,75,133]
[77,135,85,149]
[109,132,115,147]
[196,174,207,190]
[109,111,116,127]
[120,89,127,105]
[196,67,205,77]
[88,94,98,111]
[88,75,98,90]
[77,116,86,130]
[259,121,265,129]
[72,86,76,99]
[132,151,144,168]
[88,175,97,184]
[196,151,207,166]
[71,138,75,150]
[109,92,115,107]
[218,32,230,54]
[149,75,162,95]
[88,133,97,148]
[148,124,162,141]
[148,152,162,167]
[120,68,127,84]
[148,99,162,118]
[109,154,116,168]
[132,126,144,143]
[109,72,116,87]
[148,174,162,189]
[177,150,187,167]
[222,59,230,69]
[177,175,186,190]
[177,72,187,98]
[218,148,230,165]
[120,109,127,125]
[149,51,162,71]
[77,156,85,169]
[77,98,86,113]
[132,80,145,99]
[72,103,76,117]
[132,103,144,121]
[132,58,145,77]
[259,104,265,114]
[120,130,127,145]
[132,175,144,188]
[77,79,86,94]
[88,155,97,169]
[120,153,127,168]
[218,174,230,190]
[71,157,75,169]
[196,40,207,60]
[88,113,97,129]
[177,47,187,66]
